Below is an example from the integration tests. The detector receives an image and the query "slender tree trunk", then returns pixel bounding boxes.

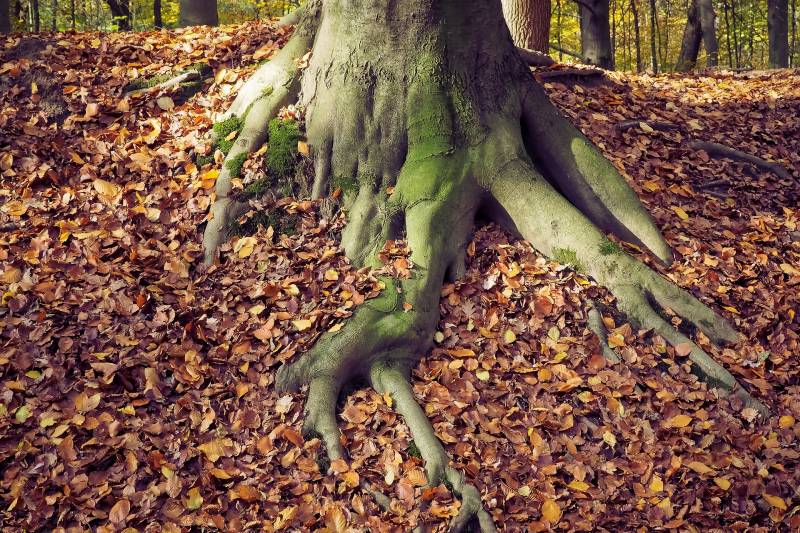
[579,0,615,68]
[0,0,10,32]
[179,0,217,26]
[649,0,658,71]
[792,0,797,66]
[105,0,130,30]
[731,0,740,67]
[70,0,74,29]
[51,0,56,30]
[677,0,717,69]
[723,0,733,67]
[153,0,161,27]
[502,0,552,53]
[630,0,643,71]
[32,0,40,31]
[768,0,790,66]
[556,0,563,59]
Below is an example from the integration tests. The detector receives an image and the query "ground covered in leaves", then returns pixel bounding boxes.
[1,22,799,532]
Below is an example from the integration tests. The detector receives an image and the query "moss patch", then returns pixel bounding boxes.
[225,153,248,177]
[266,118,302,179]
[123,63,211,102]
[407,440,422,459]
[599,240,622,256]
[228,208,299,238]
[332,175,359,196]
[553,247,584,272]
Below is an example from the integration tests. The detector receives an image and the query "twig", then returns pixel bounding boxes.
[688,140,792,180]
[124,70,201,97]
[614,119,680,132]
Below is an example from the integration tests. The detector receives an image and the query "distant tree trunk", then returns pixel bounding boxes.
[768,0,790,67]
[502,0,552,53]
[51,0,56,30]
[179,0,217,26]
[70,0,74,29]
[32,0,40,31]
[792,0,797,66]
[153,0,161,27]
[649,0,658,71]
[579,0,615,68]
[0,0,9,33]
[105,0,130,30]
[723,0,732,67]
[676,0,717,70]
[630,0,642,71]
[731,0,740,67]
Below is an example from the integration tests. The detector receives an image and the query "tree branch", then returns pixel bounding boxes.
[688,140,793,180]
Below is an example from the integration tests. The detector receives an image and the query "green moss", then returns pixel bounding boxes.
[124,72,172,91]
[266,118,302,179]
[241,176,272,198]
[553,247,585,272]
[407,440,422,459]
[213,115,244,142]
[228,209,299,238]
[196,154,215,168]
[225,153,248,177]
[261,85,274,98]
[599,240,622,256]
[124,63,210,95]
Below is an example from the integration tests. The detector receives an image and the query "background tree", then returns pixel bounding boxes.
[579,0,615,68]
[104,0,130,30]
[154,0,161,27]
[676,0,719,70]
[502,0,552,53]
[768,0,790,66]
[201,2,766,528]
[1,0,10,32]
[179,0,217,26]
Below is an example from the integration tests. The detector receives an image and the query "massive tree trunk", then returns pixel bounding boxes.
[502,0,552,53]
[179,0,217,27]
[768,0,790,67]
[677,0,718,70]
[0,0,10,33]
[201,1,766,529]
[579,0,615,68]
[105,0,130,30]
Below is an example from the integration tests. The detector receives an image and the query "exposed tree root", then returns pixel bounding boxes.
[516,46,556,67]
[200,1,770,529]
[586,301,621,362]
[123,69,202,97]
[614,119,680,132]
[688,140,793,180]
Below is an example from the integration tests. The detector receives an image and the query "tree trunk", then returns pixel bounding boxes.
[0,0,10,33]
[579,0,615,68]
[630,0,643,71]
[768,0,790,67]
[676,0,717,70]
[153,0,161,27]
[723,0,733,67]
[32,0,40,31]
[105,0,130,30]
[51,0,56,30]
[179,0,217,27]
[70,0,74,29]
[792,0,797,66]
[502,0,552,53]
[201,4,768,528]
[649,0,658,71]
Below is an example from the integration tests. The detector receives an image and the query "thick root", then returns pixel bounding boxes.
[488,154,768,416]
[370,363,497,533]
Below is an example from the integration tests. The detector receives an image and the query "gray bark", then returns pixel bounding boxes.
[179,0,217,27]
[579,0,614,68]
[768,0,790,67]
[0,0,10,33]
[677,0,718,70]
[502,0,552,53]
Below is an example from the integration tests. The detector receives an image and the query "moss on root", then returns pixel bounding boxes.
[213,115,244,155]
[266,118,302,179]
[225,153,248,177]
[599,239,622,256]
[407,440,422,459]
[228,208,299,238]
[553,247,585,272]
[124,63,211,101]
[331,175,359,196]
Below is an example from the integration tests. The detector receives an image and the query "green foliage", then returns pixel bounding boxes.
[242,177,272,198]
[212,115,243,156]
[407,440,422,459]
[266,118,302,179]
[331,176,358,196]
[228,208,299,238]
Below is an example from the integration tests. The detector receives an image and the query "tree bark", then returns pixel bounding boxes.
[768,0,790,67]
[649,0,658,71]
[153,0,161,27]
[51,0,56,30]
[179,0,217,27]
[630,0,643,71]
[502,0,552,53]
[677,0,718,70]
[105,0,130,30]
[0,0,10,33]
[32,0,40,31]
[579,0,615,68]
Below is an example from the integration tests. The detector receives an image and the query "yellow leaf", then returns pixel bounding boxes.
[324,269,339,281]
[109,498,130,523]
[639,121,654,132]
[649,475,664,493]
[297,140,309,156]
[763,492,787,510]
[779,415,795,429]
[503,330,517,344]
[161,466,174,478]
[197,438,233,462]
[1,200,27,216]
[657,496,672,512]
[93,178,120,199]
[667,414,693,428]
[568,480,590,492]
[713,477,731,490]
[671,206,689,220]
[518,486,531,497]
[234,236,256,258]
[687,119,703,130]
[541,499,561,523]
[293,319,312,331]
[602,431,617,447]
[607,332,625,347]
[186,487,203,510]
[476,370,490,381]
[15,405,31,423]
[687,461,714,475]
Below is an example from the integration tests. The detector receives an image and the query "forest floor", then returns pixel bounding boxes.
[1,22,799,533]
